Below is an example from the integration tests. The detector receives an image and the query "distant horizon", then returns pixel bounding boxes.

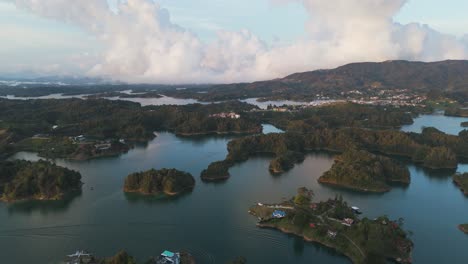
[2,59,468,86]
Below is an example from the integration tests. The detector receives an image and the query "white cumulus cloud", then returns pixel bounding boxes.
[4,0,468,83]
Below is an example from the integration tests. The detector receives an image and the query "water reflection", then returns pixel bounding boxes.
[7,190,82,216]
[124,191,193,205]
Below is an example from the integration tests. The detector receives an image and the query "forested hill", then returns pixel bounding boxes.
[167,60,468,102]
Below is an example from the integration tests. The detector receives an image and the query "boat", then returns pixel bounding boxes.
[66,250,94,264]
[67,250,91,258]
[351,206,362,214]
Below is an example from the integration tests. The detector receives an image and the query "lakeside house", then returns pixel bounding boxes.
[155,250,180,264]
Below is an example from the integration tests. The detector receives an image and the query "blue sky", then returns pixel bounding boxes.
[0,0,467,80]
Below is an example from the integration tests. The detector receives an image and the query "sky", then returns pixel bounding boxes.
[0,0,468,83]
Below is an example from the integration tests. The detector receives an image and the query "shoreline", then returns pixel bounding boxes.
[317,178,391,193]
[257,223,361,264]
[123,185,195,197]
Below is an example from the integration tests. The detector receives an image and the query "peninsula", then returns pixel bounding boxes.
[249,188,413,264]
[124,168,195,196]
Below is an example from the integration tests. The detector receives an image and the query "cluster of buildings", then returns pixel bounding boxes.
[209,112,241,119]
[343,89,428,107]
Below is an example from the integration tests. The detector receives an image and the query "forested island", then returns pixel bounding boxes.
[124,168,195,196]
[318,149,410,193]
[249,188,413,264]
[462,122,468,127]
[202,126,466,181]
[0,160,82,202]
[453,173,468,196]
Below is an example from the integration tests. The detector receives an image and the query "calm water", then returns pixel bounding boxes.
[1,121,468,263]
[401,113,468,135]
[1,94,205,106]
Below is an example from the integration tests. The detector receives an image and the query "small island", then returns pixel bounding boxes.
[200,160,232,182]
[318,149,411,193]
[459,224,468,234]
[249,188,413,264]
[0,160,82,202]
[124,168,195,196]
[462,122,468,127]
[453,173,468,196]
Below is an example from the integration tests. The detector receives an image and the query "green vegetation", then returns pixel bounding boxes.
[445,107,468,117]
[203,126,466,182]
[14,137,130,160]
[0,99,261,160]
[252,103,418,130]
[318,149,410,193]
[0,160,82,202]
[249,189,413,264]
[200,160,232,181]
[459,224,468,234]
[124,168,195,196]
[462,122,468,127]
[453,173,468,196]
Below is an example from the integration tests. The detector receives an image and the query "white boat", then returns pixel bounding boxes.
[67,250,91,258]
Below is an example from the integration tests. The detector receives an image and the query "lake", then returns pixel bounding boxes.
[0,120,468,263]
[401,112,468,135]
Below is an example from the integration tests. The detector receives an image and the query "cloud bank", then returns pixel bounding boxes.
[5,0,468,83]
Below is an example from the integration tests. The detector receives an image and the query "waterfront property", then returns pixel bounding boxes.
[156,250,180,264]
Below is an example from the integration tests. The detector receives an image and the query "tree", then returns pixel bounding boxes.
[294,187,314,207]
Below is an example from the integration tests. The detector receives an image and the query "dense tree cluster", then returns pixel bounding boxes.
[124,168,195,196]
[0,160,82,201]
[445,107,468,117]
[251,103,417,131]
[250,192,413,264]
[318,149,410,192]
[203,126,468,181]
[0,99,261,160]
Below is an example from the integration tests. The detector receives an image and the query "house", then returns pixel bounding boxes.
[342,218,354,226]
[272,210,286,218]
[309,223,316,228]
[155,250,180,264]
[327,230,337,239]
